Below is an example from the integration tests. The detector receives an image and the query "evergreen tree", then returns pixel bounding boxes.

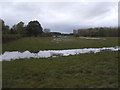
[26,20,43,37]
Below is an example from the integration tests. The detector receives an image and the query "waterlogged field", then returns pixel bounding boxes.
[2,36,119,88]
[3,51,119,88]
[2,36,119,53]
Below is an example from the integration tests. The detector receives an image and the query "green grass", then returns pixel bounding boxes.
[3,51,118,88]
[2,36,119,88]
[2,34,22,43]
[2,36,118,53]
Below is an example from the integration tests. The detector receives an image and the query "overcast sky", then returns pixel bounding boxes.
[0,1,118,33]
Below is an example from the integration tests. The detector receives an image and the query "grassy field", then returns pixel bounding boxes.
[2,36,119,88]
[3,51,118,88]
[2,36,118,53]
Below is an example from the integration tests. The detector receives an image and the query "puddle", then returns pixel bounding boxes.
[1,46,120,61]
[79,37,106,40]
[52,38,73,42]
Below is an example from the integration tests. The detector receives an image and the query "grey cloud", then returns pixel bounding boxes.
[0,2,117,33]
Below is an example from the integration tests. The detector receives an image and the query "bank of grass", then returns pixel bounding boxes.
[2,36,118,53]
[3,51,118,88]
[2,34,22,43]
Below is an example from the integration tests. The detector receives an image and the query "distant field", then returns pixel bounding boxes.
[2,36,119,53]
[2,51,118,88]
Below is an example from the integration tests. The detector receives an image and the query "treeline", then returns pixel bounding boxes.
[74,27,118,37]
[1,19,45,43]
[2,20,43,36]
[1,19,119,43]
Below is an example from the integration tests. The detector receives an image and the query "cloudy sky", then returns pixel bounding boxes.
[0,0,118,33]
